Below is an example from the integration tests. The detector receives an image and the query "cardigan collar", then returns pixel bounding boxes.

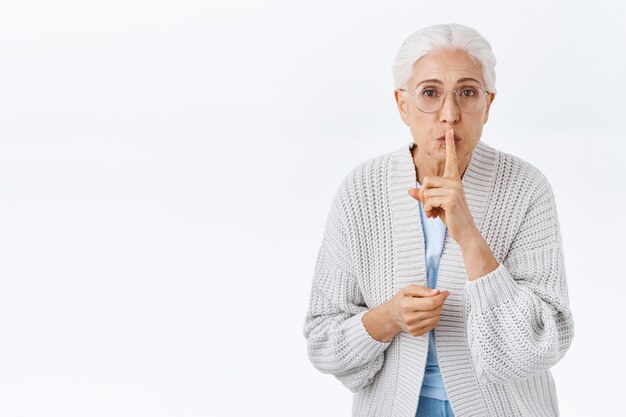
[386,139,498,417]
[387,138,499,288]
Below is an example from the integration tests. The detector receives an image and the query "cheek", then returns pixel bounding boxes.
[461,138,481,157]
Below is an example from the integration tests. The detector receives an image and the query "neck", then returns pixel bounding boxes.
[411,144,471,184]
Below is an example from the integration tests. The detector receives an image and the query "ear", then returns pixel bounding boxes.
[482,92,495,125]
[394,89,411,126]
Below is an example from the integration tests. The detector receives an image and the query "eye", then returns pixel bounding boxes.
[422,88,439,97]
[460,87,478,97]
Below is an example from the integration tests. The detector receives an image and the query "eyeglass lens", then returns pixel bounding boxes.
[415,86,486,113]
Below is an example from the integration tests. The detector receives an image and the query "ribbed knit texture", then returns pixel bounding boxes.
[302,140,575,417]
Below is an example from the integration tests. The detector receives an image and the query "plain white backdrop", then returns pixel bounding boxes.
[0,1,624,416]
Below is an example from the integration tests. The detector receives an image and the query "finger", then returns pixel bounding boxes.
[444,127,460,179]
[421,187,448,198]
[418,304,444,318]
[431,290,450,303]
[410,300,445,316]
[421,175,454,190]
[408,187,425,203]
[423,196,446,213]
[409,187,427,208]
[411,316,441,336]
[403,285,440,298]
[425,207,439,219]
[422,188,450,217]
[409,188,427,213]
[417,314,441,329]
[409,291,450,311]
[427,290,451,306]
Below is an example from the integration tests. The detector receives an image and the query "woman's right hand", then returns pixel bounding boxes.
[386,286,450,337]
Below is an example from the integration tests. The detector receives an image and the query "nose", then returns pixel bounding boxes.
[438,91,461,125]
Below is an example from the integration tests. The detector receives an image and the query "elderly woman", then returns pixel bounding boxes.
[302,23,575,417]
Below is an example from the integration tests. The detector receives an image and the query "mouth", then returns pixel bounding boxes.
[437,134,462,142]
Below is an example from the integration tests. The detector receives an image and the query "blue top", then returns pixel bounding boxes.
[416,180,449,401]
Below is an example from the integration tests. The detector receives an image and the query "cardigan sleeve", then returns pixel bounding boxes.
[465,172,575,384]
[302,186,392,393]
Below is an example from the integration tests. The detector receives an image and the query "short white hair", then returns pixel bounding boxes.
[392,23,497,98]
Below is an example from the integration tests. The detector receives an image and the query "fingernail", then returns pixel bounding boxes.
[431,288,439,295]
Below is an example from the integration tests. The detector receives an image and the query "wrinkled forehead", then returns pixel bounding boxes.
[409,49,485,88]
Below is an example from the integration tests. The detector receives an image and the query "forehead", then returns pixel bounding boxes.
[410,49,485,86]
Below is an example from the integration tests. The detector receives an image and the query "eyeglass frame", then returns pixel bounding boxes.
[397,85,491,114]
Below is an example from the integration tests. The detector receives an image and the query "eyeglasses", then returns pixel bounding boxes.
[398,85,490,114]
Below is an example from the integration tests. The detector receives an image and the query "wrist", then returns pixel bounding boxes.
[363,303,399,343]
[456,224,481,249]
[458,228,500,281]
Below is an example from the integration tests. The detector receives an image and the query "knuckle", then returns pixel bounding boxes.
[400,312,412,324]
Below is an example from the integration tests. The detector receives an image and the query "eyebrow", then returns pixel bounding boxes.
[416,77,482,86]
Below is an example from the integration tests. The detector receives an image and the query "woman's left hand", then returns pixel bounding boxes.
[408,128,478,245]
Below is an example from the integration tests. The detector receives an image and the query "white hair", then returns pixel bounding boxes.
[392,23,497,98]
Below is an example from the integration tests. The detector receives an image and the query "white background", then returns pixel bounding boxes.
[0,1,624,416]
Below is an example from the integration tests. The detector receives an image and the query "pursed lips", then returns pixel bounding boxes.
[437,134,462,141]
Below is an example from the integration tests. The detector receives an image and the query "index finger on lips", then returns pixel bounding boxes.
[443,128,460,179]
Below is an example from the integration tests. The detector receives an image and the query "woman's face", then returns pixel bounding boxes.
[394,48,495,166]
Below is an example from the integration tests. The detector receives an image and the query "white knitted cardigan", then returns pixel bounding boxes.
[303,140,575,417]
